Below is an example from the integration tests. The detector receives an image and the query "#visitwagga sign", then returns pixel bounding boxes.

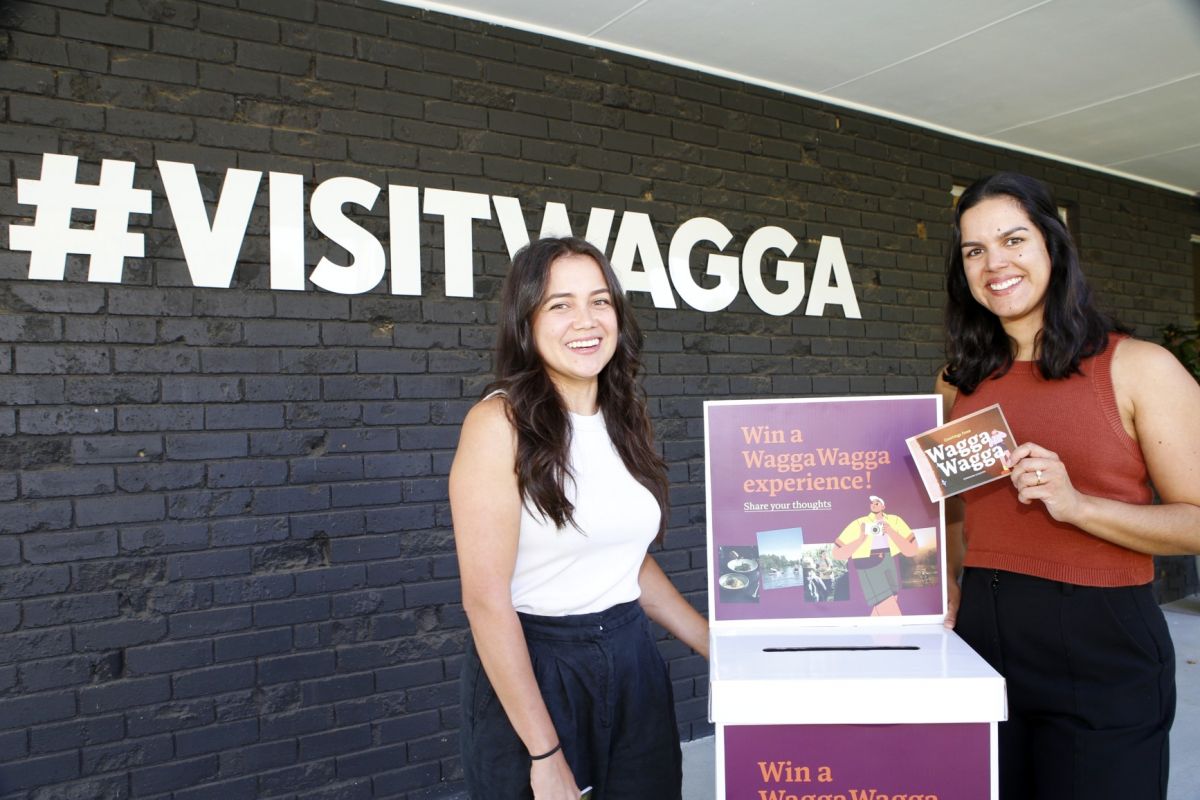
[8,152,863,318]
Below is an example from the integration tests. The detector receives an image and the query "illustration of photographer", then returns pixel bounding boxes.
[832,495,917,615]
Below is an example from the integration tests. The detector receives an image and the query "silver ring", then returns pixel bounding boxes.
[1035,469,1044,484]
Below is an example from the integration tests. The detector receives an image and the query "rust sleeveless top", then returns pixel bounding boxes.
[950,335,1153,586]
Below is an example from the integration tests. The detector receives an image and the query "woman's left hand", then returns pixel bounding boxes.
[1007,442,1085,524]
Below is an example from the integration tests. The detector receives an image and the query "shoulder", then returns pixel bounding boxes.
[455,395,518,465]
[1111,336,1200,434]
[1112,335,1178,369]
[460,394,515,441]
[451,396,518,494]
[1111,337,1194,393]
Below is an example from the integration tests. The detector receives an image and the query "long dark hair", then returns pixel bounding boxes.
[486,236,669,539]
[943,172,1124,394]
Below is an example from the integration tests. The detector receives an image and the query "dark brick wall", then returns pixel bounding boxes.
[0,0,1196,797]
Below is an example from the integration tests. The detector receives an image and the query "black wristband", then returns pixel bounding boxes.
[530,742,561,761]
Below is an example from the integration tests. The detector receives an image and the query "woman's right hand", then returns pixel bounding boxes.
[530,751,581,799]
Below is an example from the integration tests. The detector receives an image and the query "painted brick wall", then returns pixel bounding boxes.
[0,0,1196,797]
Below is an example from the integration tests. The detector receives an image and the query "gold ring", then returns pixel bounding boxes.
[1035,469,1044,484]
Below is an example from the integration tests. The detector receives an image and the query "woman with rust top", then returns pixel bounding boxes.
[937,172,1200,799]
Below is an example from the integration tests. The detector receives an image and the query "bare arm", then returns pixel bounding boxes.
[450,398,579,799]
[637,554,709,659]
[1007,338,1200,555]
[942,496,966,628]
[935,371,965,628]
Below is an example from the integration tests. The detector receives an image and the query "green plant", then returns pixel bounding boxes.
[1161,324,1200,382]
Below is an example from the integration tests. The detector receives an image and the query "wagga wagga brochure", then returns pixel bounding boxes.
[906,403,1015,503]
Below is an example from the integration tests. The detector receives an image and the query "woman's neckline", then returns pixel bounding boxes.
[568,408,605,428]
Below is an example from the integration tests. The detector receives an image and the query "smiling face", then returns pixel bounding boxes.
[531,253,618,405]
[959,196,1052,343]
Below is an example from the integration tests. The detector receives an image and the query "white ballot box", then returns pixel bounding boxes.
[710,625,1005,799]
[704,397,1006,800]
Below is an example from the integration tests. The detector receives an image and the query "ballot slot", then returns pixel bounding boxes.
[762,645,919,652]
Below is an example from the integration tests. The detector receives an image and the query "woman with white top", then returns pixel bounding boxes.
[450,236,709,800]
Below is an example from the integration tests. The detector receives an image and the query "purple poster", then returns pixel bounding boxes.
[724,722,991,798]
[706,397,942,622]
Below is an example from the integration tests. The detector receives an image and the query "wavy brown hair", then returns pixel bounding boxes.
[943,172,1125,394]
[486,236,668,539]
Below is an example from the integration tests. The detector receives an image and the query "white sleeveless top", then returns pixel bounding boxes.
[510,409,661,616]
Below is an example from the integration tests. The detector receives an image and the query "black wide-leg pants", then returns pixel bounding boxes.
[955,567,1175,800]
[460,599,682,800]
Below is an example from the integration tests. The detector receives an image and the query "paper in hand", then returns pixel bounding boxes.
[905,403,1015,503]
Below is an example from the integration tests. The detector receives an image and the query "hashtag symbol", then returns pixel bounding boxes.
[9,153,153,283]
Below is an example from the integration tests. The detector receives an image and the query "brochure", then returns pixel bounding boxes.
[905,403,1015,503]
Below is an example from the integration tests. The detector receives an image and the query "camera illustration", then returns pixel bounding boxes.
[867,521,884,537]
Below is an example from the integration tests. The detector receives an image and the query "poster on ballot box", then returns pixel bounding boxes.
[705,395,944,623]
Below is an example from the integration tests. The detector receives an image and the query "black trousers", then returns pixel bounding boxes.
[459,600,682,800]
[955,568,1175,800]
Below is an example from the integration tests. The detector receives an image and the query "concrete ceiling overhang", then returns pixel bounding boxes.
[386,0,1200,195]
